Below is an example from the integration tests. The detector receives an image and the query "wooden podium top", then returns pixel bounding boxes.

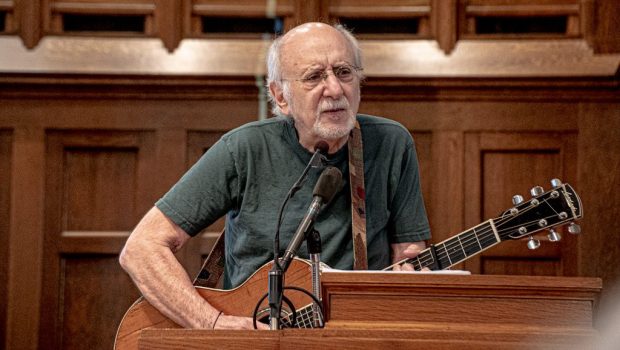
[136,273,602,349]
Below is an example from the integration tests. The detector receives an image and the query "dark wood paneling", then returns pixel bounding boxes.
[41,130,156,350]
[482,257,561,276]
[433,0,458,53]
[5,127,45,350]
[463,132,579,275]
[60,255,140,350]
[0,130,12,348]
[592,0,620,53]
[15,0,42,49]
[428,131,465,244]
[578,102,620,302]
[63,148,138,231]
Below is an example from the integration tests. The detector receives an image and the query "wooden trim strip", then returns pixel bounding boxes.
[466,4,580,17]
[51,2,155,15]
[192,4,294,16]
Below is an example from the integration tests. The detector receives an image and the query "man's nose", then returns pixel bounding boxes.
[322,72,344,98]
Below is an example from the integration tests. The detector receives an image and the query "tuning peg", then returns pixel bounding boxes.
[547,229,561,242]
[530,186,544,197]
[527,236,541,250]
[550,179,563,188]
[512,195,524,205]
[568,222,581,234]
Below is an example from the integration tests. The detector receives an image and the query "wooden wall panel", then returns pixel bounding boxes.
[40,130,156,349]
[63,148,138,231]
[60,256,140,350]
[578,102,620,302]
[5,127,45,350]
[463,132,579,276]
[0,130,12,348]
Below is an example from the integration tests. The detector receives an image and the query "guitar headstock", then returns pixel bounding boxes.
[496,179,582,249]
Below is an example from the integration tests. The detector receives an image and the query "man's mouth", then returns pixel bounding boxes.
[321,108,346,115]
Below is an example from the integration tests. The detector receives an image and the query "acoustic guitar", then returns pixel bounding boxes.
[114,180,582,349]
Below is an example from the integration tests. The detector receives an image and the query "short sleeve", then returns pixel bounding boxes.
[155,137,239,236]
[388,141,431,243]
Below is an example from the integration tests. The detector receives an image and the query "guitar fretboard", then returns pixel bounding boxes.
[404,219,500,271]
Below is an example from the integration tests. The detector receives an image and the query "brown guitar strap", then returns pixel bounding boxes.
[193,229,225,287]
[348,121,368,270]
[194,121,369,284]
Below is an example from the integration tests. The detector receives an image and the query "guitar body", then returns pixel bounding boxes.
[114,258,313,350]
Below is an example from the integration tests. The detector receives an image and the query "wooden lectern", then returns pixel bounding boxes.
[137,272,602,349]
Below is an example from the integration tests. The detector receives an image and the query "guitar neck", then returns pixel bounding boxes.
[402,219,501,271]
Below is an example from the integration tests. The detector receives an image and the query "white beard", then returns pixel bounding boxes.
[312,98,356,140]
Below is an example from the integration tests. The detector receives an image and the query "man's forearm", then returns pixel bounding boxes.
[119,207,220,328]
[120,241,220,328]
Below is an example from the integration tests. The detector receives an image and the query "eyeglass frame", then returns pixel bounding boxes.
[281,62,364,89]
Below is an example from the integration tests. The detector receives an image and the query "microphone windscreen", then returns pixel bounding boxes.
[314,141,329,155]
[312,166,343,202]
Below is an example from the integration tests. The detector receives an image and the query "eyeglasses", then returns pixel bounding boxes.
[286,63,363,89]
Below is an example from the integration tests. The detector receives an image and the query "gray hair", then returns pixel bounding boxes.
[266,24,363,116]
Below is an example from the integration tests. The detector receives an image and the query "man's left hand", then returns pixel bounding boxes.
[390,241,429,271]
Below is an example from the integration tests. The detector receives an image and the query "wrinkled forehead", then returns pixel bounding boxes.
[279,23,355,72]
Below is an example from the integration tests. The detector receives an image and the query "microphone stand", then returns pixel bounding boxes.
[307,229,323,328]
[268,144,328,330]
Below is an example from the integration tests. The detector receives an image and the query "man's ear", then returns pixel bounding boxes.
[269,82,290,115]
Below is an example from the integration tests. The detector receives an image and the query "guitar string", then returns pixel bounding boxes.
[437,211,564,264]
[408,221,500,269]
[402,228,498,270]
[418,211,561,270]
[431,194,561,261]
[404,195,564,270]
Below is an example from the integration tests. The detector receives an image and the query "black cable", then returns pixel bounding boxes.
[252,292,297,329]
[273,158,316,267]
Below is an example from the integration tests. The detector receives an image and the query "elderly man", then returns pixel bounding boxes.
[119,22,431,330]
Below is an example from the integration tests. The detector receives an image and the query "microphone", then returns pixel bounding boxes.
[310,141,329,166]
[280,166,343,271]
[287,141,329,198]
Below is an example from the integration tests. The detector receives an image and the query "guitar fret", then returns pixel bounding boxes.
[472,227,483,250]
[414,255,423,270]
[426,221,501,269]
[414,251,432,271]
[457,235,466,256]
[461,231,480,256]
[444,237,465,264]
[442,244,452,265]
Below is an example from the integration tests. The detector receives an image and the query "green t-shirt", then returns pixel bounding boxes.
[156,114,430,288]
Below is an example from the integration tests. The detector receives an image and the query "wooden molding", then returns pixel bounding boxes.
[0,37,618,78]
